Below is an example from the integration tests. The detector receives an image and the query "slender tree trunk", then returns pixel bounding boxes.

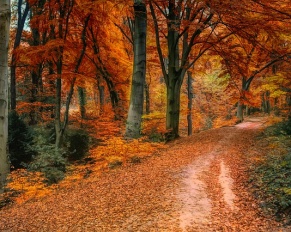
[10,0,29,110]
[53,0,74,151]
[78,87,86,119]
[99,87,104,112]
[237,101,244,122]
[187,71,193,136]
[145,82,150,114]
[125,0,147,138]
[89,25,119,117]
[97,78,104,114]
[0,0,10,192]
[29,7,43,125]
[237,77,247,122]
[246,106,250,116]
[29,66,42,125]
[264,91,270,114]
[55,69,63,150]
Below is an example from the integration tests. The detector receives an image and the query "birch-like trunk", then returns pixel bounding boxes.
[0,0,10,192]
[125,0,147,138]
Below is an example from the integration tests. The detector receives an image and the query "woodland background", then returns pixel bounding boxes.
[0,0,291,225]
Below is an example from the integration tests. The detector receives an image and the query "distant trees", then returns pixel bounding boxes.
[147,0,291,136]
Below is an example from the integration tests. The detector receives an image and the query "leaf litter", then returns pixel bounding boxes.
[0,117,290,231]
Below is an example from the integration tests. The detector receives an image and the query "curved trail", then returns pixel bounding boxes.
[176,118,267,231]
[0,117,286,231]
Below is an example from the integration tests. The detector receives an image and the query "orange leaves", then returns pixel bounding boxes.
[89,136,167,170]
[6,169,50,204]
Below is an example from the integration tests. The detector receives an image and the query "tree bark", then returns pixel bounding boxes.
[96,78,104,114]
[78,87,86,119]
[149,2,213,139]
[237,77,248,122]
[261,91,270,114]
[125,0,147,138]
[145,82,150,114]
[237,101,244,122]
[187,71,193,136]
[10,0,29,110]
[54,0,74,151]
[88,25,120,117]
[0,0,10,192]
[166,76,183,139]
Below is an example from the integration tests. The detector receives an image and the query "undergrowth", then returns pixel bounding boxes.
[249,117,291,224]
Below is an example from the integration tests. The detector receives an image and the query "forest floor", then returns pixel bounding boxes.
[0,117,290,231]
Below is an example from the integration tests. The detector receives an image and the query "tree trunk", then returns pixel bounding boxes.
[149,1,213,140]
[0,0,10,192]
[78,87,86,119]
[125,0,147,138]
[262,91,270,114]
[97,79,104,114]
[245,106,250,116]
[187,71,193,136]
[55,74,63,151]
[237,77,247,122]
[89,24,119,118]
[237,101,244,122]
[145,82,150,114]
[10,0,29,110]
[53,4,83,151]
[29,66,42,125]
[166,78,181,139]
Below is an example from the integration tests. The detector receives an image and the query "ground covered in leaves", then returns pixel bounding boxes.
[0,117,290,231]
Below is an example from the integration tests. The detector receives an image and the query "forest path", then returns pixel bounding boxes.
[0,117,287,231]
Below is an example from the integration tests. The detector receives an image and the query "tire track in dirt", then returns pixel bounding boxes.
[176,131,237,231]
[176,117,269,231]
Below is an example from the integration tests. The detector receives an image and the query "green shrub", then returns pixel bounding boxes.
[28,127,66,184]
[249,152,291,220]
[148,131,165,142]
[64,128,90,161]
[29,145,66,184]
[8,111,35,169]
[266,117,291,136]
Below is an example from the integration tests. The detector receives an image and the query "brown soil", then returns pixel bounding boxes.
[0,117,289,231]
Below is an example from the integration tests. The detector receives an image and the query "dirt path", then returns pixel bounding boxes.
[176,130,238,231]
[0,117,287,231]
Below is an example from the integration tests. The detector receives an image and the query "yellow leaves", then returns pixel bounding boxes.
[6,169,51,204]
[282,188,291,195]
[90,137,166,163]
[213,117,237,129]
[142,112,167,135]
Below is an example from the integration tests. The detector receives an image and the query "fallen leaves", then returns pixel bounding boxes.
[0,117,290,231]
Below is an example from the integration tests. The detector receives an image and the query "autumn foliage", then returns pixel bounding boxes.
[1,0,291,230]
